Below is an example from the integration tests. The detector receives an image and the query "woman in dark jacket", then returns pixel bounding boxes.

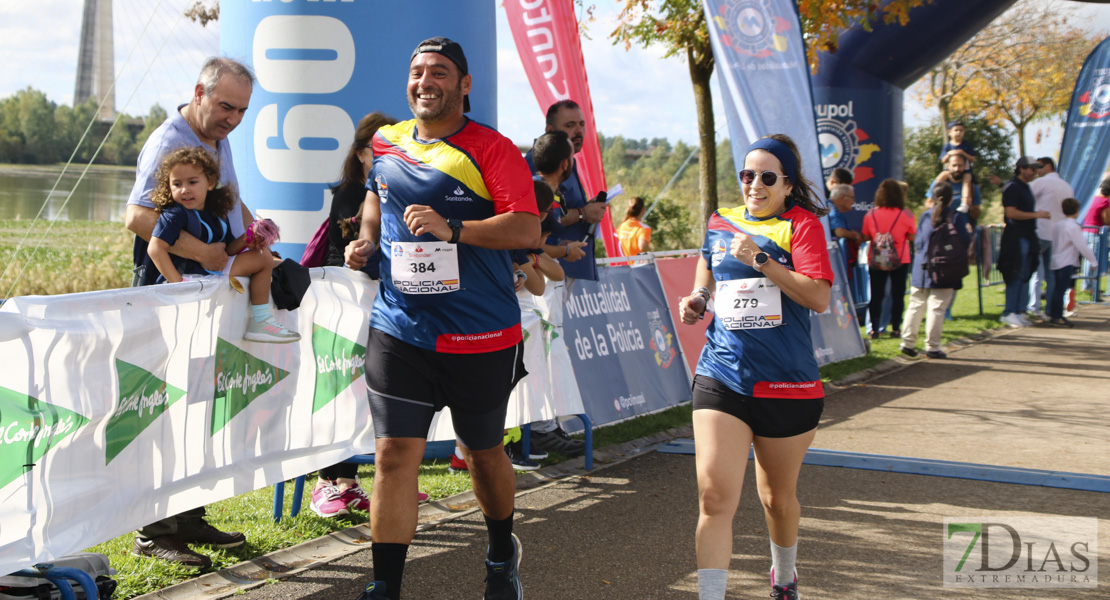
[899,182,971,359]
[324,112,397,270]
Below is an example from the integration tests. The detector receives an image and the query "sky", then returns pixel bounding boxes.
[2,0,1110,160]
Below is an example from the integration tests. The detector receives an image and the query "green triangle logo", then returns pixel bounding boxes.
[0,387,90,489]
[105,359,185,464]
[311,324,366,413]
[211,338,290,435]
[533,309,559,356]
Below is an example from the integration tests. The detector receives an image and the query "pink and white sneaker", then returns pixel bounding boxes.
[770,568,800,600]
[340,483,371,511]
[310,481,349,518]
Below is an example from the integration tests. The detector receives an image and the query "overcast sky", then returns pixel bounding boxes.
[2,0,1108,159]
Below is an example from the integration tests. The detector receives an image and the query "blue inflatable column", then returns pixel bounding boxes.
[220,1,497,260]
[811,0,1015,213]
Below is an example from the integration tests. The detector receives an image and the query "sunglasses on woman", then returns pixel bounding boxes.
[739,169,787,187]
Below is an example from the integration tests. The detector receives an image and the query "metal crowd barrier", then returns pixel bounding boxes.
[975,224,1109,314]
[975,225,1005,316]
[837,238,870,315]
[1078,226,1109,304]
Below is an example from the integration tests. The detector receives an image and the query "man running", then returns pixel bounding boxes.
[345,37,539,600]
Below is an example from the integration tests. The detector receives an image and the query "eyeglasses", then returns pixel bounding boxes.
[739,169,787,187]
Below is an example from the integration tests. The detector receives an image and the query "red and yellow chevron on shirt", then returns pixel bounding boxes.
[368,118,538,354]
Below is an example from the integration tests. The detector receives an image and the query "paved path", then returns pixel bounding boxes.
[142,305,1110,600]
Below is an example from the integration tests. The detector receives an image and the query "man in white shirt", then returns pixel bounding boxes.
[1028,157,1073,316]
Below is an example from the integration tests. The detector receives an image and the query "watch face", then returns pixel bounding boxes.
[756,252,769,265]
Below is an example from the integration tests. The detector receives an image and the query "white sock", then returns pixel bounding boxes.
[770,540,797,587]
[697,568,727,600]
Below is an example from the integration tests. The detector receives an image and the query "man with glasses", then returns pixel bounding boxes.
[998,157,1050,328]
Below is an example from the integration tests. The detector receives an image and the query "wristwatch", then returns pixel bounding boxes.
[446,218,463,244]
[753,251,770,272]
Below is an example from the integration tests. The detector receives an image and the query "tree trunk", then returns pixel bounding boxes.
[688,44,717,228]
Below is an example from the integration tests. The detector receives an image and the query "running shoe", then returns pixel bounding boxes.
[1016,313,1033,326]
[770,568,800,600]
[925,350,948,359]
[448,453,469,473]
[339,483,370,512]
[311,481,350,517]
[244,316,301,344]
[505,441,540,471]
[526,445,548,461]
[484,533,523,600]
[899,346,918,358]
[354,581,389,600]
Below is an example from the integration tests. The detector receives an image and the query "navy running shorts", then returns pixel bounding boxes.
[692,374,823,438]
[364,328,527,451]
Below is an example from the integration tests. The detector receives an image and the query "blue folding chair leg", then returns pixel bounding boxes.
[272,475,306,523]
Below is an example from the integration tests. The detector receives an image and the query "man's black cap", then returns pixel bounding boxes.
[411,36,470,113]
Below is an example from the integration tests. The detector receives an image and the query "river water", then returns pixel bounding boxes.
[0,165,135,223]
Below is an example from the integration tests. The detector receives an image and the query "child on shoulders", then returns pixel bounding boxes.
[147,146,299,344]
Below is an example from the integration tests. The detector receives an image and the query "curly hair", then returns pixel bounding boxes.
[764,133,829,217]
[873,178,906,210]
[151,147,236,217]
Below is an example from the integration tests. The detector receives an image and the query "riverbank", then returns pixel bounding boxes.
[0,220,131,297]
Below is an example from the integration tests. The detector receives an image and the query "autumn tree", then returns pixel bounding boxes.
[914,0,1098,155]
[611,1,925,225]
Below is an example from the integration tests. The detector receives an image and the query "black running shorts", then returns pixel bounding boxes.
[364,328,527,451]
[692,375,823,438]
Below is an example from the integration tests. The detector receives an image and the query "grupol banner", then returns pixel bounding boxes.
[702,0,829,229]
[1059,35,1110,222]
[562,265,692,426]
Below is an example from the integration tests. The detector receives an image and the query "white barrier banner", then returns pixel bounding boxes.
[0,268,381,575]
[428,282,586,441]
[0,268,588,575]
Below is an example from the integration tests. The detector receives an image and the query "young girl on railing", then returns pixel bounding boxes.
[146,146,299,344]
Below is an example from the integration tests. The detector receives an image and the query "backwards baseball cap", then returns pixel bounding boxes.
[411,36,470,113]
[1015,156,1042,169]
[946,120,964,130]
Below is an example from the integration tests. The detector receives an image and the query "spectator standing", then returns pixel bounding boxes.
[1049,198,1098,326]
[930,153,982,224]
[861,179,916,339]
[617,196,652,256]
[998,157,1051,328]
[324,112,397,270]
[343,37,539,600]
[524,101,606,457]
[900,182,971,359]
[1026,157,1072,317]
[1083,178,1110,229]
[124,56,254,569]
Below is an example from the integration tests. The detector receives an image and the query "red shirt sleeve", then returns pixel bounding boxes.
[861,210,876,239]
[790,209,834,283]
[477,134,539,217]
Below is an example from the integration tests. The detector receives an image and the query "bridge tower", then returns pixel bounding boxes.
[75,0,115,121]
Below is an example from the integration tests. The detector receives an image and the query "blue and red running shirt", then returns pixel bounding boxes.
[367,118,538,354]
[695,201,833,399]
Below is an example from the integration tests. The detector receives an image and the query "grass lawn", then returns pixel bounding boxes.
[0,220,131,298]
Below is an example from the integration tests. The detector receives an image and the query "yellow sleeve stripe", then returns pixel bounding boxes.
[379,122,491,201]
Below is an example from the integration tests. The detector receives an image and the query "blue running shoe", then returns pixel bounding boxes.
[484,533,522,600]
[354,580,388,599]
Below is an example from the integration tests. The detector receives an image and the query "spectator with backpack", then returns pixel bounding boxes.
[900,182,971,359]
[862,179,916,339]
